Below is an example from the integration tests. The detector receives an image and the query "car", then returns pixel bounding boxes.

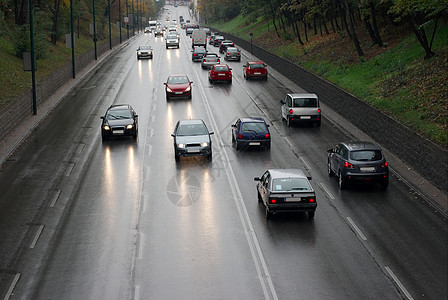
[186,27,194,35]
[171,119,214,161]
[164,75,193,100]
[201,53,220,69]
[219,40,234,53]
[165,34,179,49]
[209,34,217,45]
[231,117,271,150]
[191,47,207,62]
[327,141,389,190]
[154,28,163,37]
[254,169,317,219]
[280,93,321,127]
[202,27,211,35]
[212,35,225,46]
[100,104,138,140]
[208,64,232,84]
[224,47,241,61]
[144,27,150,33]
[243,61,268,80]
[136,45,153,59]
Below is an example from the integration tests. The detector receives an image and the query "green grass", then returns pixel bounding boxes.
[208,15,448,145]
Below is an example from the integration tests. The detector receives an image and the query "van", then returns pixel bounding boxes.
[191,29,207,49]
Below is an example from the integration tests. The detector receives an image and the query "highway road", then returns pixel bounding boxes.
[0,4,446,300]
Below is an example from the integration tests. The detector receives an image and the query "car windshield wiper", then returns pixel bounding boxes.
[244,129,258,133]
[291,187,306,190]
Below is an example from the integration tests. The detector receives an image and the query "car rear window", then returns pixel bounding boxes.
[206,54,218,58]
[293,98,318,107]
[250,64,265,69]
[227,48,238,53]
[194,48,206,53]
[214,66,229,72]
[177,124,208,136]
[272,178,311,191]
[241,122,267,133]
[350,150,383,161]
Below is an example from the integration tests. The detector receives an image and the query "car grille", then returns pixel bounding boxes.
[187,143,201,147]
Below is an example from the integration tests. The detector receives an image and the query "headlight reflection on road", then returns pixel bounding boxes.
[104,146,115,197]
[138,61,143,83]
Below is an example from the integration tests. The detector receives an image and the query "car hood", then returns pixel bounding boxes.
[175,135,210,144]
[167,83,190,91]
[106,119,133,126]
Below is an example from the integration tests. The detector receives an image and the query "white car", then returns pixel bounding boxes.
[280,93,321,127]
[165,34,179,49]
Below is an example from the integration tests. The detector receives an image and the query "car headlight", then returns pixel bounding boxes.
[177,143,186,148]
[126,124,133,129]
[185,86,191,92]
[103,125,110,130]
[137,51,141,55]
[201,142,209,147]
[166,87,173,92]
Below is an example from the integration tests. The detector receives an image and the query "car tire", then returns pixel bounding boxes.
[308,211,315,220]
[286,116,291,127]
[265,208,273,219]
[257,191,262,203]
[236,141,241,151]
[101,133,108,141]
[338,171,348,190]
[381,180,389,190]
[174,151,180,162]
[166,94,170,101]
[264,75,268,80]
[207,152,212,161]
[316,119,321,127]
[265,143,271,151]
[133,131,138,140]
[209,78,213,84]
[328,161,335,177]
[137,56,140,60]
[188,94,192,100]
[229,79,232,84]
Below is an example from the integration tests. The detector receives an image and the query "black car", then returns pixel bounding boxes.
[191,47,207,62]
[171,119,214,161]
[254,169,317,219]
[212,35,225,46]
[327,141,389,189]
[231,117,270,150]
[100,104,138,140]
[219,40,234,53]
[136,45,153,59]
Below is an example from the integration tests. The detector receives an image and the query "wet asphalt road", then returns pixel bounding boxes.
[0,5,446,300]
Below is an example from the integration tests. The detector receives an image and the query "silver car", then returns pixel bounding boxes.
[165,34,179,49]
[136,45,152,59]
[171,119,214,161]
[224,47,241,61]
[201,53,220,69]
[280,93,321,127]
[254,169,317,219]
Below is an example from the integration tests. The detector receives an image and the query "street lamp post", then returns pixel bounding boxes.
[108,0,112,49]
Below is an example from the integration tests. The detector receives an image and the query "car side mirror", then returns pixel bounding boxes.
[280,100,286,104]
[134,115,138,118]
[254,177,261,181]
[229,68,232,70]
[209,131,214,135]
[171,133,175,137]
[190,81,193,84]
[266,124,270,127]
[100,116,104,119]
[307,176,312,180]
[327,148,334,153]
[164,83,167,85]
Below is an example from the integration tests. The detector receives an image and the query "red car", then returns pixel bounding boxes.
[164,75,193,100]
[243,61,268,80]
[209,64,232,84]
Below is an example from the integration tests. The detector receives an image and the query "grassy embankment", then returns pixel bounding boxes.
[208,15,448,146]
[0,26,122,111]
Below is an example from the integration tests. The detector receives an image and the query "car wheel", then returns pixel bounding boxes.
[316,119,321,127]
[137,56,140,60]
[133,131,137,140]
[101,132,108,141]
[381,180,389,190]
[338,171,347,190]
[327,160,335,177]
[174,151,180,162]
[286,116,291,127]
[231,134,236,145]
[166,46,168,49]
[228,79,232,84]
[265,208,273,219]
[188,94,192,100]
[209,78,213,84]
[207,152,212,161]
[166,94,170,101]
[236,141,241,151]
[257,191,262,203]
[265,142,271,151]
[264,75,268,80]
[308,211,315,220]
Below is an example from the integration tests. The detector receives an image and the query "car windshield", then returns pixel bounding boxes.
[250,63,265,69]
[241,122,267,133]
[350,150,383,161]
[106,109,132,120]
[293,98,317,107]
[177,124,208,136]
[167,76,189,84]
[139,46,151,50]
[272,178,311,191]
[167,35,177,39]
[214,66,229,72]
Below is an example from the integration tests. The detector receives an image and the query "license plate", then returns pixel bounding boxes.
[360,167,375,172]
[218,73,225,76]
[187,149,200,153]
[284,197,301,202]
[300,116,311,119]
[113,130,124,135]
[249,142,260,146]
[175,92,183,94]
[254,72,261,75]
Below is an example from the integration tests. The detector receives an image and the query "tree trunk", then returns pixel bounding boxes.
[409,16,435,59]
[51,0,62,44]
[15,0,28,25]
[344,0,364,56]
[322,15,330,34]
[370,1,383,47]
[293,20,304,45]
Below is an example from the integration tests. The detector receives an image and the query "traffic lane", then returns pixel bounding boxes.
[133,48,266,299]
[234,49,447,298]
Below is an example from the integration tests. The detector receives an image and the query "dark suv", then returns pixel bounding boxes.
[219,40,234,53]
[327,141,389,189]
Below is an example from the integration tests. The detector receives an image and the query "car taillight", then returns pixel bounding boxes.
[217,59,220,63]
[238,52,240,55]
[265,133,270,138]
[289,109,293,114]
[344,161,354,168]
[308,198,315,203]
[237,133,243,139]
[381,162,388,168]
[269,198,280,204]
[318,109,321,113]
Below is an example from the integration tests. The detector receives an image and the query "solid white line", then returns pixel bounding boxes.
[76,143,85,154]
[385,266,414,300]
[193,65,278,300]
[30,225,44,248]
[318,182,335,200]
[64,163,75,176]
[137,233,144,260]
[3,273,21,300]
[346,217,367,241]
[49,189,62,207]
[134,285,140,300]
[285,136,294,148]
[299,156,310,170]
